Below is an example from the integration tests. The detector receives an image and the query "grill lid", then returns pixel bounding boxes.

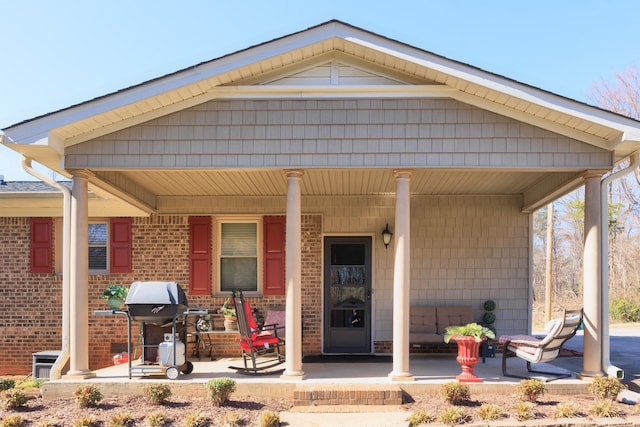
[125,281,189,325]
[126,281,188,307]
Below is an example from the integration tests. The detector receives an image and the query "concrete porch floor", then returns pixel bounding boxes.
[41,352,588,400]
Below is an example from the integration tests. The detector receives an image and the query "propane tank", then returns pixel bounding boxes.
[158,333,185,366]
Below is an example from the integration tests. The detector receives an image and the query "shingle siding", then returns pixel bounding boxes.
[66,99,610,170]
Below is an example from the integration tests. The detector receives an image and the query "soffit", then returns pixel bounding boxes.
[113,169,545,197]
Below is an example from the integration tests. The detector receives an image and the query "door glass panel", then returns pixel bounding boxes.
[329,244,366,328]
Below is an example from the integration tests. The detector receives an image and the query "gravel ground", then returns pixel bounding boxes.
[1,383,639,426]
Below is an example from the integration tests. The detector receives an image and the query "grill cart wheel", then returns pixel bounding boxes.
[182,361,194,375]
[165,366,180,380]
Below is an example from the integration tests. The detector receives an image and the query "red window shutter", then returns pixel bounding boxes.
[263,216,285,295]
[30,218,53,274]
[189,217,211,295]
[110,218,132,273]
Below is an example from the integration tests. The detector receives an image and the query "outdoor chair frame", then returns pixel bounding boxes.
[229,290,285,375]
[500,308,583,382]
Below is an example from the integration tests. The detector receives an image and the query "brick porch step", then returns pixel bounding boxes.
[293,384,403,407]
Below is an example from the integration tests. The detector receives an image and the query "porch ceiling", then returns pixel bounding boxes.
[110,168,545,197]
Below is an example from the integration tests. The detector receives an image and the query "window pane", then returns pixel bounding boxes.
[89,247,107,270]
[88,223,107,270]
[221,258,257,292]
[221,223,256,256]
[88,223,107,245]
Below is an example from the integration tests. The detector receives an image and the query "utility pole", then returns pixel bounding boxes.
[545,203,554,324]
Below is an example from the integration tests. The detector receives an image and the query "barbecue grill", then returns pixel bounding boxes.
[126,281,188,325]
[94,281,204,379]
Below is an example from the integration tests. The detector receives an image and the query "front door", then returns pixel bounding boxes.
[323,236,372,353]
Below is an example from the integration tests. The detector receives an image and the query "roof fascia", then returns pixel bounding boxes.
[344,33,640,136]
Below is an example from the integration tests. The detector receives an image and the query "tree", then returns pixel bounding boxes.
[532,64,640,324]
[590,64,640,120]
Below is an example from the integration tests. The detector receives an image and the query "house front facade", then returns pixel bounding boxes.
[1,20,639,380]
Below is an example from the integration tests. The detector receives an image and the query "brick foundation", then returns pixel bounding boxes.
[293,385,403,406]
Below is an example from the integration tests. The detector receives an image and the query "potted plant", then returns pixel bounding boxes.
[444,322,495,383]
[102,284,128,310]
[220,298,237,331]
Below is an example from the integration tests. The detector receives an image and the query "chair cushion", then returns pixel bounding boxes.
[409,332,442,343]
[244,300,259,331]
[436,306,473,335]
[239,334,281,351]
[264,309,286,337]
[410,306,437,334]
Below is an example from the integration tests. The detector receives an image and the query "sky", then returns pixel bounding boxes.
[1,0,639,181]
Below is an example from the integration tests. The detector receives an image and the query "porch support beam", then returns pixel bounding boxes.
[281,170,305,380]
[65,171,95,379]
[389,170,414,381]
[581,171,605,378]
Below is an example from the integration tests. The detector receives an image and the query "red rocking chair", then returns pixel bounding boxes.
[228,290,285,375]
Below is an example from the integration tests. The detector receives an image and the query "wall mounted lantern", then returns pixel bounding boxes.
[381,224,393,249]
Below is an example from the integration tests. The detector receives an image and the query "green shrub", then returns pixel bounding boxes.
[145,411,167,427]
[0,414,25,427]
[483,300,496,311]
[590,399,620,417]
[183,412,207,427]
[513,401,535,421]
[587,375,626,400]
[482,312,496,324]
[407,409,435,426]
[16,379,43,389]
[35,418,57,427]
[258,410,281,427]
[610,298,640,322]
[206,377,236,406]
[477,403,502,421]
[555,402,579,418]
[73,385,103,408]
[143,383,172,405]
[437,406,466,425]
[0,389,28,410]
[518,378,545,402]
[74,415,98,427]
[438,382,470,405]
[0,378,16,391]
[219,411,243,426]
[108,413,133,427]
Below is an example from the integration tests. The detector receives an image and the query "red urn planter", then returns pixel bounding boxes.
[451,335,485,383]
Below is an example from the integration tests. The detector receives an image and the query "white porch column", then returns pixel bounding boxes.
[389,170,414,381]
[581,171,604,377]
[281,170,305,379]
[65,171,94,378]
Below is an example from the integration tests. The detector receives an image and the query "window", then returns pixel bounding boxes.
[219,221,259,292]
[51,217,132,274]
[88,222,108,270]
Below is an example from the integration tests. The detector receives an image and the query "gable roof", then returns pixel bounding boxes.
[3,19,639,169]
[1,20,640,216]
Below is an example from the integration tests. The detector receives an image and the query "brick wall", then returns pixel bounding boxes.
[0,218,63,375]
[0,214,323,375]
[300,214,322,355]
